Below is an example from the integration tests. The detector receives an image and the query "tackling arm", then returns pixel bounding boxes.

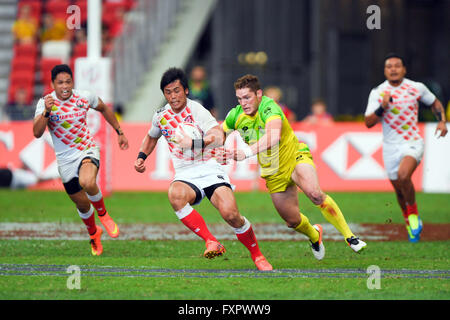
[229,118,282,161]
[203,124,226,148]
[248,118,282,155]
[174,124,225,150]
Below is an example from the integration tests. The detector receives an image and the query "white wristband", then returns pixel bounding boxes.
[243,148,253,159]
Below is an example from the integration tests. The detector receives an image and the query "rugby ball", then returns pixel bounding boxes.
[175,122,203,159]
[175,122,202,140]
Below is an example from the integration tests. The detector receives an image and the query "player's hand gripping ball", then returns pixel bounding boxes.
[174,122,203,159]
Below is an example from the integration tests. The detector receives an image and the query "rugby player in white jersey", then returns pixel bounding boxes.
[364,53,447,242]
[33,64,129,255]
[134,68,272,270]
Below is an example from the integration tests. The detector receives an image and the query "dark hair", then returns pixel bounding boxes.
[160,67,188,92]
[51,64,73,81]
[384,52,406,67]
[234,74,261,93]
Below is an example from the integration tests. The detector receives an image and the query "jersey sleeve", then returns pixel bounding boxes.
[34,98,45,118]
[148,112,162,138]
[416,82,436,106]
[193,103,219,133]
[223,108,237,133]
[260,100,283,124]
[365,88,381,116]
[86,91,99,109]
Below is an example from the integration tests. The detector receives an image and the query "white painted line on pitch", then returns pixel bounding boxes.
[0,222,387,240]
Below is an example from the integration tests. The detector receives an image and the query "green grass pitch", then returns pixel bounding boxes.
[0,190,449,300]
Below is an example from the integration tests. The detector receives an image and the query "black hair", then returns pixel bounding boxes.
[51,64,73,82]
[160,67,188,92]
[384,52,406,67]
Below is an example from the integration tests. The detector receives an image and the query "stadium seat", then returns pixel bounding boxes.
[42,84,53,96]
[102,1,128,27]
[126,0,138,10]
[9,70,35,88]
[72,42,87,58]
[11,56,36,72]
[40,58,63,83]
[44,0,70,17]
[8,85,34,105]
[13,43,38,58]
[73,0,88,23]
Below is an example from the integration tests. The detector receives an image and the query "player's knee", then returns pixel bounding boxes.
[221,208,241,227]
[286,220,299,229]
[76,203,91,213]
[307,190,325,205]
[285,216,301,229]
[396,171,411,185]
[78,176,96,191]
[168,189,190,211]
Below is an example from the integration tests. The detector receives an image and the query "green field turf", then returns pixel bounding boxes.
[0,190,449,300]
[1,189,449,223]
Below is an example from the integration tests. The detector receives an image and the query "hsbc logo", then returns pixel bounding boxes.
[321,132,386,180]
[20,132,59,180]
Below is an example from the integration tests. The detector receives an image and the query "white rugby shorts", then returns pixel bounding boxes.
[173,160,234,205]
[382,140,424,180]
[57,146,101,183]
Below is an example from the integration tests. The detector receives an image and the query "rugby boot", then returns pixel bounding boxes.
[346,236,367,253]
[406,225,420,243]
[253,255,273,271]
[204,239,226,259]
[98,212,119,238]
[90,226,103,256]
[310,224,325,260]
[408,214,423,237]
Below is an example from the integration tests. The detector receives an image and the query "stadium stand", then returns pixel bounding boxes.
[3,0,136,118]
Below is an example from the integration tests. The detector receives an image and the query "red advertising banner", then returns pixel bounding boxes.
[0,121,424,192]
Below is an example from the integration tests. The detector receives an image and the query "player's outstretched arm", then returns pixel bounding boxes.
[134,134,158,173]
[96,98,129,150]
[430,99,448,137]
[227,118,282,161]
[204,125,226,148]
[174,124,224,150]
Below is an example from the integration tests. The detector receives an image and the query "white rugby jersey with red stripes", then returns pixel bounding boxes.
[148,98,223,171]
[34,89,99,164]
[365,78,436,144]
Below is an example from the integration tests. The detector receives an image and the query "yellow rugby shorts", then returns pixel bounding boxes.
[264,143,315,193]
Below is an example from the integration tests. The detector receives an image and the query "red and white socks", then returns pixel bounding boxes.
[233,217,263,261]
[86,190,107,217]
[176,204,218,242]
[78,205,97,236]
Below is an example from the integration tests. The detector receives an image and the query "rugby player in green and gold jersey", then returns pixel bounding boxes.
[222,74,367,257]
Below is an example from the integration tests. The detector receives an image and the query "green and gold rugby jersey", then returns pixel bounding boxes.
[223,96,303,177]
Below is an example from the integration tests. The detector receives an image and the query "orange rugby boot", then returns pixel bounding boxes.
[98,212,119,238]
[203,239,226,259]
[253,255,273,271]
[90,226,103,256]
